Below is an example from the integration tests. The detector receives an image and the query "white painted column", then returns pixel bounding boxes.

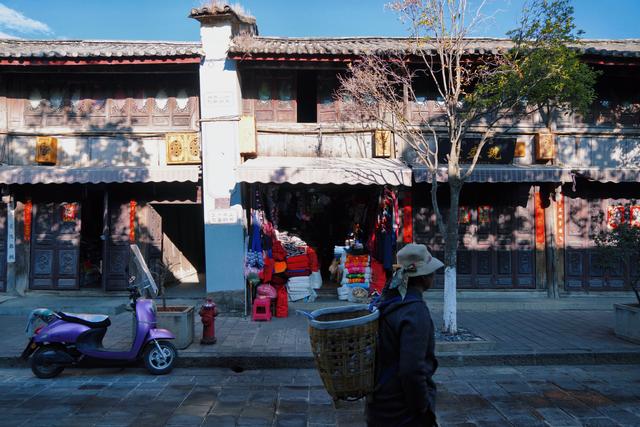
[198,20,246,293]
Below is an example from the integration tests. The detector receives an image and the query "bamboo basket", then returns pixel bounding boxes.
[307,305,379,401]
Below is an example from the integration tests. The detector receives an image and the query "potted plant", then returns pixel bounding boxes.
[153,260,195,350]
[595,222,640,343]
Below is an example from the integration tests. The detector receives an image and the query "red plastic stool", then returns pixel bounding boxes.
[252,297,272,321]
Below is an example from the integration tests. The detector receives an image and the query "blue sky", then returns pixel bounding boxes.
[0,0,637,41]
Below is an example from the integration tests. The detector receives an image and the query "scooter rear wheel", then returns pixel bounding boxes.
[143,341,177,375]
[31,346,65,379]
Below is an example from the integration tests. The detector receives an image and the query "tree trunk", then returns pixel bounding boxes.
[443,181,462,334]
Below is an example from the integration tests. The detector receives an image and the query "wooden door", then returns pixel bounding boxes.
[0,204,7,291]
[104,202,131,291]
[564,196,630,290]
[30,202,81,290]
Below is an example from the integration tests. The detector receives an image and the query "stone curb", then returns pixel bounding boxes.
[2,350,640,370]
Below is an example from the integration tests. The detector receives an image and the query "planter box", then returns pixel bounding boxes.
[157,306,195,350]
[614,303,640,344]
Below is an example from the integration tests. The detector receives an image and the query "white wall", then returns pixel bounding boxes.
[198,18,246,293]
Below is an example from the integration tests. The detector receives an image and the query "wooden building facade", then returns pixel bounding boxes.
[229,34,640,295]
[0,40,205,293]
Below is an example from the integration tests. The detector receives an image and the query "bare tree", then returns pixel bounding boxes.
[338,0,597,333]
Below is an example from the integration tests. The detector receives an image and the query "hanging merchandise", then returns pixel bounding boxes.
[372,187,398,270]
[245,191,265,277]
[402,193,413,243]
[370,259,386,295]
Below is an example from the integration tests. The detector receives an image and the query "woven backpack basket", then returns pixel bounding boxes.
[307,305,379,401]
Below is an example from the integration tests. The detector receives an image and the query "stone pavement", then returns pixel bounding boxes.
[2,308,640,368]
[1,293,639,367]
[0,364,640,426]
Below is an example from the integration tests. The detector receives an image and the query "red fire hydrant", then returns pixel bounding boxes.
[199,298,218,345]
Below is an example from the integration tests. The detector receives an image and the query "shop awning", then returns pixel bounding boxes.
[0,165,200,185]
[570,168,640,183]
[412,164,568,183]
[236,157,412,186]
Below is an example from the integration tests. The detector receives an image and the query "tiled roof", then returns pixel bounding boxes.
[0,39,202,59]
[229,36,640,58]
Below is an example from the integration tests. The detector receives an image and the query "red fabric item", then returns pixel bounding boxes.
[370,259,386,294]
[286,269,311,278]
[285,254,310,269]
[307,247,319,272]
[276,285,289,318]
[272,238,287,261]
[402,194,413,243]
[271,274,287,286]
[260,256,274,283]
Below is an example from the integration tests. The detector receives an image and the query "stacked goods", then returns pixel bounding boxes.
[342,255,370,288]
[337,254,371,301]
[273,232,320,301]
[286,254,311,277]
[308,247,322,289]
[287,276,314,301]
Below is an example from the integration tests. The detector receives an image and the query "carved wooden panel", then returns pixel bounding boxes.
[33,249,53,275]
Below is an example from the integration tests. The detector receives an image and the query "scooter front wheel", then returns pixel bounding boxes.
[143,341,177,375]
[31,346,65,379]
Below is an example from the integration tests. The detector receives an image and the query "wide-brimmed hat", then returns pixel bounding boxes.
[396,244,444,277]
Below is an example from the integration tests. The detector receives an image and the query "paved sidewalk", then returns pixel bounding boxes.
[1,298,639,368]
[0,365,639,426]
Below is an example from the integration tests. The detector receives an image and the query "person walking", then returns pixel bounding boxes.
[367,243,443,427]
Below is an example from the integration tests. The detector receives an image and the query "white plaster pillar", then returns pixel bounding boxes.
[196,14,246,293]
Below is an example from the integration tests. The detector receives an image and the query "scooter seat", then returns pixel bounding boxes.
[57,312,111,328]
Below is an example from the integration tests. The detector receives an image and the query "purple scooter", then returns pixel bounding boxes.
[21,279,177,379]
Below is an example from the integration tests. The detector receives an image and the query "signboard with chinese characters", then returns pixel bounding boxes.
[208,209,241,225]
[7,202,15,263]
[438,138,516,164]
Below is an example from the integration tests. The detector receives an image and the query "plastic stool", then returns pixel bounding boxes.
[252,297,272,321]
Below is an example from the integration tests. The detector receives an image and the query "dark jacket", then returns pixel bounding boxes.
[366,287,438,427]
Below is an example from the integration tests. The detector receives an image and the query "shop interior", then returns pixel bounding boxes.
[246,183,409,316]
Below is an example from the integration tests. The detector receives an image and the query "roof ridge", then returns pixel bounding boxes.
[0,39,201,45]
